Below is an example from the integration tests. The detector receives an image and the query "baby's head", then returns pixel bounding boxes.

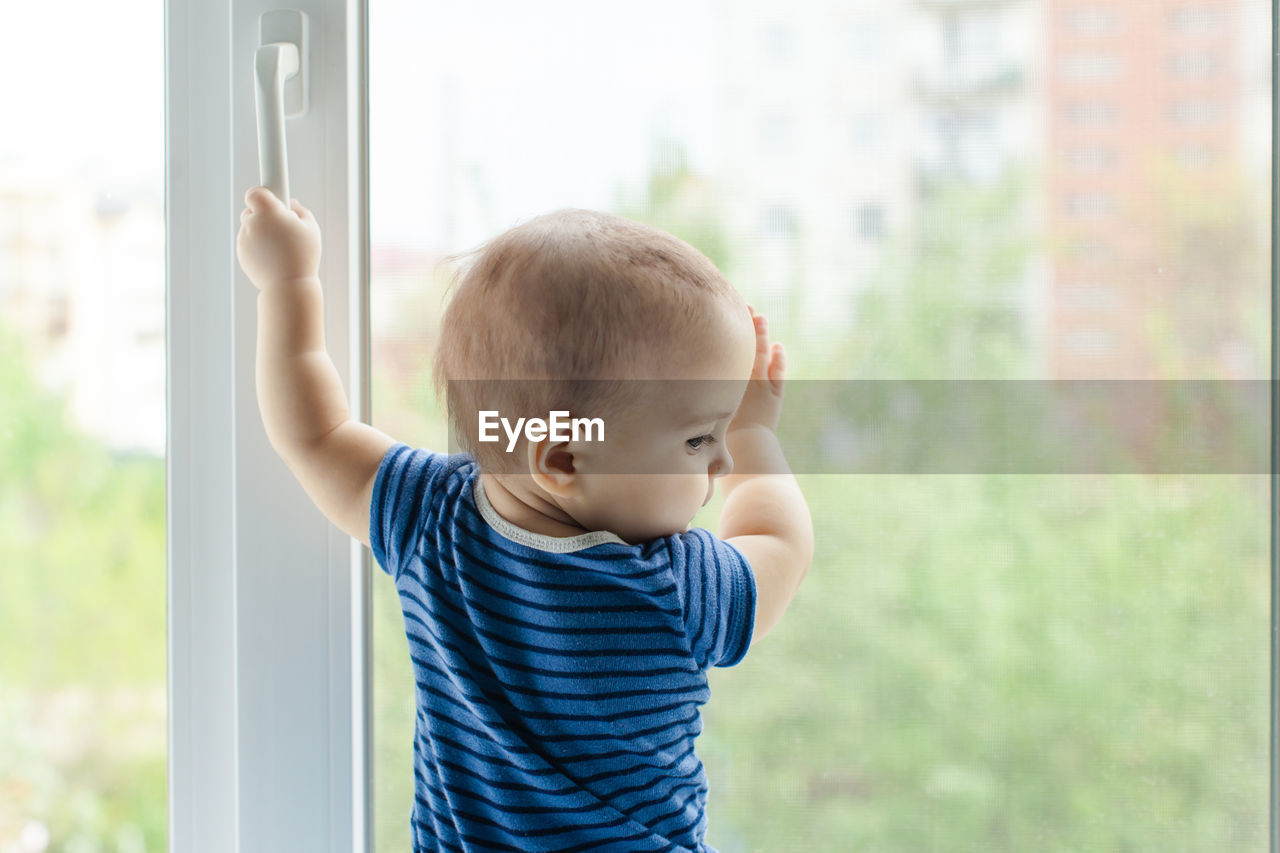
[433,209,756,542]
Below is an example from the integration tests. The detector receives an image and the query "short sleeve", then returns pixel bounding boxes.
[666,527,757,669]
[369,443,451,580]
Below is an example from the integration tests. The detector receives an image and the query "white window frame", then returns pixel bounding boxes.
[165,0,371,849]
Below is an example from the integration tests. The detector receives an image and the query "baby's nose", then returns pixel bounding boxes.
[711,449,733,478]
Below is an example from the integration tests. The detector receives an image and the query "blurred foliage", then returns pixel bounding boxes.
[698,473,1268,852]
[0,321,167,850]
[1141,157,1271,379]
[690,168,1268,850]
[0,325,165,685]
[0,143,1268,852]
[368,158,1270,851]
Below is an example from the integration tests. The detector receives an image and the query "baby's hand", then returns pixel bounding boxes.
[728,305,786,434]
[236,186,321,288]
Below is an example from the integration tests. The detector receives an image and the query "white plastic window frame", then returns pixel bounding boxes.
[165,0,371,850]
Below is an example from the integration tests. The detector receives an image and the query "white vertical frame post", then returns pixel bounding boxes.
[166,0,371,848]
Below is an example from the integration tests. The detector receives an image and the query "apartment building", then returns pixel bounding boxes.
[714,0,1045,348]
[1046,0,1252,378]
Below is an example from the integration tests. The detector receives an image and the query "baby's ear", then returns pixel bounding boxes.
[528,441,578,498]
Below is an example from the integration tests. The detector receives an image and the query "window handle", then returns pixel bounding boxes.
[254,10,309,205]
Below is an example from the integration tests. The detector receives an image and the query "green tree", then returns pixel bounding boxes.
[0,321,167,849]
[695,171,1267,851]
[1140,157,1270,379]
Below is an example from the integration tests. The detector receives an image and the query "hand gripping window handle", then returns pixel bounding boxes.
[254,10,309,206]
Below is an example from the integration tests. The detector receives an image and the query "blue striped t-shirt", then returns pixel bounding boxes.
[370,443,758,853]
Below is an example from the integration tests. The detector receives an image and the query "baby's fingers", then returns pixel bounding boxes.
[768,342,786,390]
[245,185,282,212]
[750,312,786,392]
[750,311,773,373]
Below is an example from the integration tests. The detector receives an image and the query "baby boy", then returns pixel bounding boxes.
[236,187,813,852]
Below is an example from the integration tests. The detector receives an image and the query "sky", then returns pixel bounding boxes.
[0,2,164,189]
[0,0,720,249]
[7,0,1272,249]
[369,0,720,246]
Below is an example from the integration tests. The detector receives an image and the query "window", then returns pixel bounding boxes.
[936,110,1003,182]
[364,1,1271,850]
[942,8,1002,83]
[1064,191,1117,218]
[1065,100,1121,126]
[1170,100,1224,124]
[1,2,166,848]
[1169,51,1219,78]
[1064,6,1122,36]
[1175,145,1218,168]
[852,112,886,153]
[759,110,796,155]
[760,22,797,64]
[1061,52,1123,81]
[135,0,1276,848]
[850,16,888,63]
[1065,145,1120,170]
[760,204,800,239]
[854,203,886,241]
[1168,5,1225,33]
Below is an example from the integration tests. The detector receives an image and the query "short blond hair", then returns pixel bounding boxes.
[433,209,743,473]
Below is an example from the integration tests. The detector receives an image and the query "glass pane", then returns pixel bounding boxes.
[0,1,166,850]
[370,0,1271,849]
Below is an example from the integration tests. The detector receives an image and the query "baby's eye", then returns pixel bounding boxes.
[687,434,716,451]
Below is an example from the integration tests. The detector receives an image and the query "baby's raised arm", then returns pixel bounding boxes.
[236,186,396,547]
[719,308,814,643]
